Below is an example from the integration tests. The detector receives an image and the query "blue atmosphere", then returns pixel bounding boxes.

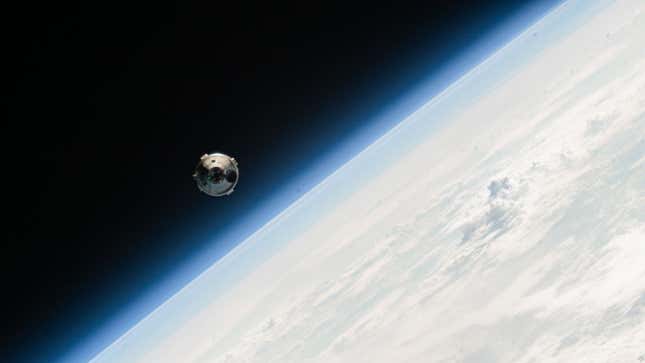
[58,1,565,361]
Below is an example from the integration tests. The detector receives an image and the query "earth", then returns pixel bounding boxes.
[91,0,645,362]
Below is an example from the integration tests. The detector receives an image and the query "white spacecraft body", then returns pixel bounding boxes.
[193,152,239,197]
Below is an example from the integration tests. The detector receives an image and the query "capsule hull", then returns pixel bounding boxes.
[193,152,239,197]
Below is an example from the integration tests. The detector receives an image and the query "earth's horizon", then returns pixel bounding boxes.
[84,0,645,361]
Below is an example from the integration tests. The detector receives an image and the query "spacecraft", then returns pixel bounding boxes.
[193,152,239,197]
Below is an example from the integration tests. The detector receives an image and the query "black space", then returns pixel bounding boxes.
[6,0,540,361]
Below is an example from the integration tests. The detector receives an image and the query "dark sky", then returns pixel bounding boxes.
[5,0,553,361]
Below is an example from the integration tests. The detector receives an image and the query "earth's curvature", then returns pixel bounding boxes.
[92,0,645,362]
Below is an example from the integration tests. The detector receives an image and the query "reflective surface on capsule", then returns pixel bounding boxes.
[192,152,239,197]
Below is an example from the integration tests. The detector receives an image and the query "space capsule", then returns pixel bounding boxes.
[193,152,239,197]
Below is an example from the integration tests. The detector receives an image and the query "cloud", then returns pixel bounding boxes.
[461,177,522,243]
[487,177,512,199]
